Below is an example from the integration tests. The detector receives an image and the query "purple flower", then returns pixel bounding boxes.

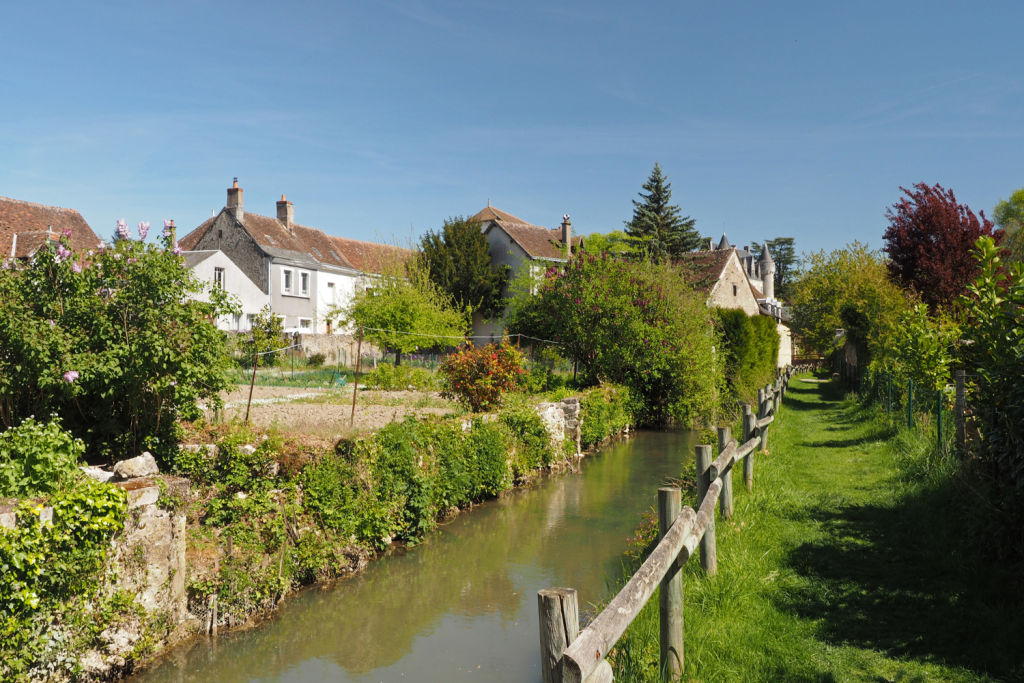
[116,219,131,241]
[62,228,72,238]
[72,261,83,273]
[138,221,150,240]
[55,244,72,263]
[63,370,79,383]
[128,258,137,264]
[170,380,177,386]
[172,243,183,255]
[163,219,172,237]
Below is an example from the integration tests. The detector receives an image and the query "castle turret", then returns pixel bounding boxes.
[758,243,776,300]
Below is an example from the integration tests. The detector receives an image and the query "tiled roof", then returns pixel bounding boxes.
[472,205,581,260]
[329,236,413,274]
[674,249,734,293]
[178,208,412,275]
[0,196,102,258]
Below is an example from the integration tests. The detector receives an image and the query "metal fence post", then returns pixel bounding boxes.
[717,427,733,520]
[658,487,683,679]
[695,445,717,575]
[956,369,966,455]
[742,404,756,491]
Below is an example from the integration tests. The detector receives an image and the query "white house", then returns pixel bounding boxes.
[182,250,267,331]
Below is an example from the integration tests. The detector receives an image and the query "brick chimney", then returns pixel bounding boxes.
[227,178,243,222]
[277,194,294,234]
[560,214,572,249]
[168,219,176,245]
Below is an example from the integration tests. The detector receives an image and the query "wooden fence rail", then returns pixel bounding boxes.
[539,364,807,683]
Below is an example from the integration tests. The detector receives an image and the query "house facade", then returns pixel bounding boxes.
[182,250,267,331]
[178,180,408,334]
[468,205,583,343]
[2,195,102,260]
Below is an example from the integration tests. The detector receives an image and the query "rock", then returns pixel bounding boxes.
[266,461,280,477]
[39,506,53,525]
[113,452,159,480]
[179,443,218,458]
[81,465,117,483]
[239,444,257,456]
[236,491,247,500]
[115,478,161,508]
[0,506,15,529]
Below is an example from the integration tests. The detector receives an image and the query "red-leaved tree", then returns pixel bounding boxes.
[883,182,999,310]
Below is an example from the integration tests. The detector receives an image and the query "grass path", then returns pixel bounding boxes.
[612,373,1024,682]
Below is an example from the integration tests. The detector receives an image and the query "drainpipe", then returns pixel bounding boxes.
[10,234,17,257]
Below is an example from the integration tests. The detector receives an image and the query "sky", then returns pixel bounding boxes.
[2,0,1023,255]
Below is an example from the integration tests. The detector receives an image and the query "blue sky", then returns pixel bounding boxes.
[2,0,1022,255]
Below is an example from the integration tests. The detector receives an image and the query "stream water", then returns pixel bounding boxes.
[128,429,695,683]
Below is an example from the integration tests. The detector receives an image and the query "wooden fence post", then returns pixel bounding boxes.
[758,391,769,454]
[538,588,580,683]
[717,427,733,520]
[695,445,717,575]
[658,487,684,679]
[743,405,755,491]
[955,369,965,455]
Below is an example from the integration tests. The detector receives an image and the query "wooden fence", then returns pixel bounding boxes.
[538,365,808,683]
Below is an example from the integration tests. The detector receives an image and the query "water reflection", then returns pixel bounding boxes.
[129,430,694,683]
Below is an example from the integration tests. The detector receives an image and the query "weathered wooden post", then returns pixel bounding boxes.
[695,445,717,576]
[955,369,965,455]
[658,487,684,679]
[758,390,769,454]
[742,405,755,491]
[717,426,733,520]
[538,588,579,683]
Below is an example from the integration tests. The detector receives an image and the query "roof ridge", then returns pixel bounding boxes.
[0,196,82,214]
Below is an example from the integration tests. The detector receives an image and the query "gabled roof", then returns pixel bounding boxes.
[674,249,735,294]
[182,250,217,267]
[1,196,102,258]
[471,204,582,260]
[178,208,411,276]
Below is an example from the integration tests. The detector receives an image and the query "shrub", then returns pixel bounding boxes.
[361,363,437,391]
[506,254,720,425]
[438,341,526,412]
[0,416,84,497]
[0,228,234,461]
[716,309,779,402]
[306,352,326,368]
[579,386,634,450]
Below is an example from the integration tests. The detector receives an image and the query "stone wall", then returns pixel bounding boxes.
[535,397,582,455]
[295,332,382,365]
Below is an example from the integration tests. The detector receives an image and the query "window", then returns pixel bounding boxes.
[733,284,738,296]
[327,282,336,303]
[214,267,225,289]
[218,229,223,239]
[299,318,312,329]
[283,269,294,294]
[329,250,341,262]
[246,313,256,330]
[265,234,276,245]
[311,247,322,257]
[300,271,310,296]
[232,313,241,330]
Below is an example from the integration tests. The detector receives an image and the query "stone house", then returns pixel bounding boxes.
[468,204,583,343]
[182,249,268,331]
[1,195,103,259]
[177,180,410,334]
[679,235,793,368]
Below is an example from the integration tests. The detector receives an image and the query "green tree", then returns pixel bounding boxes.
[751,237,800,300]
[334,252,469,364]
[0,227,234,461]
[420,217,509,318]
[789,242,909,360]
[993,187,1024,263]
[582,230,630,256]
[624,163,701,262]
[506,253,721,425]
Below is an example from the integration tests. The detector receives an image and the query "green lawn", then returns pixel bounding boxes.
[610,373,1024,682]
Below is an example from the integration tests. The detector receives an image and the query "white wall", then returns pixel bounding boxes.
[186,251,267,331]
[315,271,360,334]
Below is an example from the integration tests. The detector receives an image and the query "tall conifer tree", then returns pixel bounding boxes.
[420,217,510,317]
[624,163,701,261]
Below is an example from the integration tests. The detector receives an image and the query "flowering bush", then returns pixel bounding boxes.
[438,341,525,412]
[0,223,236,461]
[0,416,84,497]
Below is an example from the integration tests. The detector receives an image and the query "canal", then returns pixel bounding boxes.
[129,429,695,683]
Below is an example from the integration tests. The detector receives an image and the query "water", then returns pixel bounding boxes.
[129,430,695,683]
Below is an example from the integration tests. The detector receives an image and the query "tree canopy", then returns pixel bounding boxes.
[883,182,997,309]
[993,186,1024,263]
[419,217,509,318]
[334,253,468,362]
[582,230,630,256]
[624,163,702,261]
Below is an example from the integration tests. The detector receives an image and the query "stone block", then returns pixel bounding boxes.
[81,466,117,483]
[113,452,159,480]
[0,503,15,529]
[239,444,257,456]
[116,478,160,508]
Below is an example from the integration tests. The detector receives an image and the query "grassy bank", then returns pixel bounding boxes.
[609,373,1024,682]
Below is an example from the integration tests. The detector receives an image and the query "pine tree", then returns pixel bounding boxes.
[624,163,701,261]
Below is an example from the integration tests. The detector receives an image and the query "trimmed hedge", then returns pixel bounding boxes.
[716,308,779,402]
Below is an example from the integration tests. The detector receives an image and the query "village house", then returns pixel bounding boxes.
[680,234,793,367]
[178,180,409,334]
[1,195,102,260]
[468,204,583,343]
